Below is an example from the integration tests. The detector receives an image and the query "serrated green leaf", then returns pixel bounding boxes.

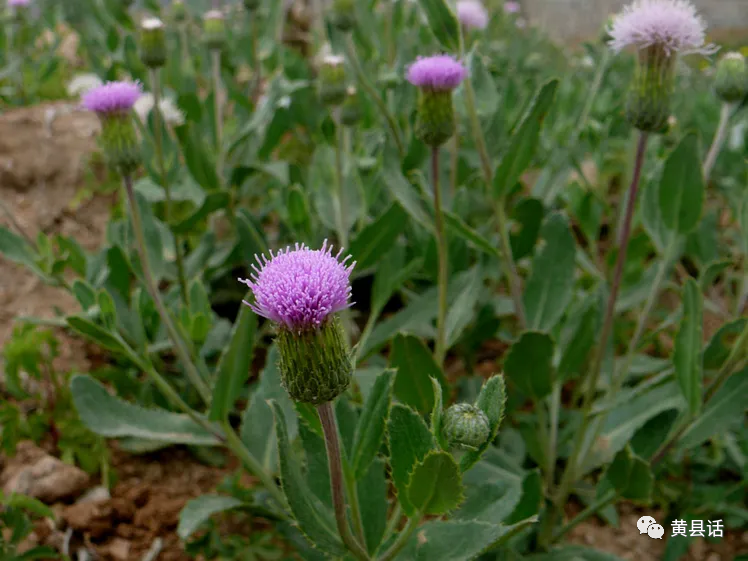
[673,278,703,416]
[209,299,257,421]
[522,212,576,332]
[349,203,408,272]
[658,133,705,234]
[389,334,446,414]
[270,400,345,556]
[70,375,221,445]
[493,80,559,198]
[407,450,464,515]
[387,404,436,516]
[443,211,499,257]
[359,458,388,554]
[352,369,395,479]
[177,495,244,540]
[503,331,554,400]
[416,0,460,50]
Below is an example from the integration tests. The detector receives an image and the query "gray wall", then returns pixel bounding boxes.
[522,0,748,42]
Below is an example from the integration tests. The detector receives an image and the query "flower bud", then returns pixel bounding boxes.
[171,0,187,24]
[340,86,361,126]
[330,0,355,32]
[442,403,491,451]
[203,10,226,50]
[277,317,352,404]
[139,18,167,69]
[318,54,347,106]
[714,52,748,104]
[243,0,260,11]
[626,45,675,133]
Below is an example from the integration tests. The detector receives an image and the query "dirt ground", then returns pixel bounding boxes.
[1,104,746,561]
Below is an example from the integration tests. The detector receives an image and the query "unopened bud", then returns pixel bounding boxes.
[171,0,187,23]
[442,403,491,451]
[139,18,166,68]
[277,317,352,404]
[318,54,347,106]
[714,52,748,104]
[243,0,260,11]
[330,0,355,32]
[203,10,226,50]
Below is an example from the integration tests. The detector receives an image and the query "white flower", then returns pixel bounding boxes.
[141,17,164,30]
[134,92,185,126]
[67,73,103,97]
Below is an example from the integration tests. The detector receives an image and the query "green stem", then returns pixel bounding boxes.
[704,322,748,402]
[432,146,449,367]
[211,48,224,186]
[459,29,527,329]
[703,102,733,182]
[546,383,561,490]
[344,34,404,158]
[179,24,190,71]
[220,420,288,512]
[377,514,422,561]
[380,503,403,547]
[552,490,616,542]
[149,67,190,308]
[122,176,212,404]
[318,402,370,560]
[553,132,649,512]
[573,50,610,142]
[536,398,552,491]
[334,112,349,248]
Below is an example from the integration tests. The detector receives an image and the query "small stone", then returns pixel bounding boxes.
[706,553,720,561]
[103,537,131,561]
[76,486,111,504]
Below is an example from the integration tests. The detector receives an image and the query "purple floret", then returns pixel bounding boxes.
[239,240,355,331]
[8,0,31,6]
[81,81,143,114]
[406,55,467,91]
[608,0,717,56]
[457,0,489,30]
[503,1,520,14]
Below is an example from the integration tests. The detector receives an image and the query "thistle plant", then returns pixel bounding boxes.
[204,9,226,186]
[407,55,466,367]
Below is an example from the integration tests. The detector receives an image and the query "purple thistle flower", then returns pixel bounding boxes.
[8,0,31,6]
[608,0,717,57]
[239,240,355,332]
[503,1,520,14]
[81,81,143,115]
[457,0,489,30]
[406,55,467,91]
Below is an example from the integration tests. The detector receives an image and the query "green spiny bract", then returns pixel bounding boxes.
[714,52,748,104]
[276,317,352,405]
[415,89,456,146]
[442,403,491,451]
[99,115,141,176]
[318,56,348,106]
[626,45,676,133]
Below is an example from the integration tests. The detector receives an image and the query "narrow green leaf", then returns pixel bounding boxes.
[370,246,423,314]
[510,197,545,261]
[0,225,42,275]
[703,318,747,370]
[605,446,633,493]
[348,203,408,271]
[407,450,464,515]
[174,124,219,190]
[358,458,388,554]
[70,375,221,445]
[493,80,559,198]
[658,133,705,234]
[522,212,576,332]
[443,211,499,257]
[66,316,129,355]
[673,278,703,415]
[172,191,230,234]
[269,400,346,556]
[134,191,165,282]
[620,456,653,503]
[352,369,395,479]
[389,334,446,414]
[558,300,599,381]
[209,300,258,421]
[445,266,483,347]
[387,404,436,516]
[678,366,748,450]
[384,168,433,232]
[178,495,243,540]
[503,332,554,400]
[416,0,460,51]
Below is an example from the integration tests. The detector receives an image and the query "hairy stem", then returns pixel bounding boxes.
[703,102,733,181]
[149,68,190,308]
[318,402,370,560]
[432,146,449,367]
[553,132,649,512]
[122,176,211,404]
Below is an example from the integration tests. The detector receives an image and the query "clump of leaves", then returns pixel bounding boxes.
[0,492,59,560]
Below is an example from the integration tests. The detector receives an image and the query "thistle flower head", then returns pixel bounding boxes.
[239,240,355,332]
[67,73,104,97]
[81,81,143,115]
[503,1,520,14]
[8,0,31,7]
[608,0,716,57]
[456,0,488,30]
[406,55,467,91]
